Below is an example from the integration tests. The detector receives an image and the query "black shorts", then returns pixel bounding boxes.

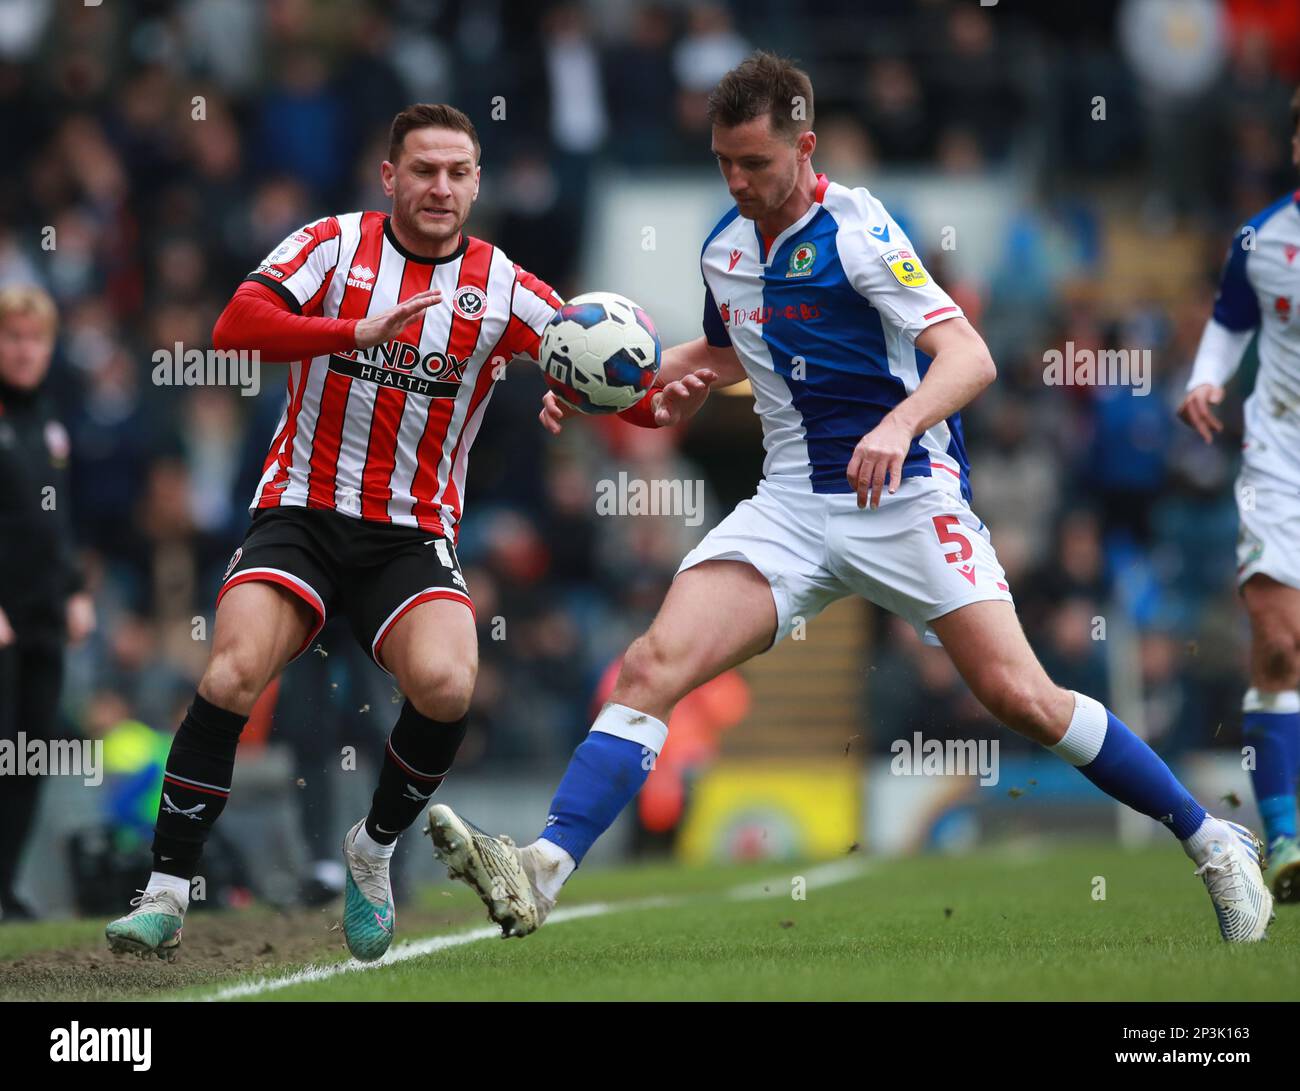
[217,506,473,671]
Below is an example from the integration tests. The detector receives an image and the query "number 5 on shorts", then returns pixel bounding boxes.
[931,514,972,565]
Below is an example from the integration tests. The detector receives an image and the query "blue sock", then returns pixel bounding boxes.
[1242,689,1300,846]
[1052,692,1206,840]
[539,704,668,866]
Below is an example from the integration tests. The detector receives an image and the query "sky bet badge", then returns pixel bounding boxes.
[882,247,929,288]
[785,241,816,278]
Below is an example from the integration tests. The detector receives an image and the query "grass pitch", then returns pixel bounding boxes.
[2,841,1296,1002]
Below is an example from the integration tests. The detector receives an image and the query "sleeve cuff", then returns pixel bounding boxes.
[900,303,964,338]
[617,388,660,428]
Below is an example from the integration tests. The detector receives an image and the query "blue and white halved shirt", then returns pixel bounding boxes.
[700,174,969,499]
[1197,190,1300,410]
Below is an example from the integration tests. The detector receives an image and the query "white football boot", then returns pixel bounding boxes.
[424,804,552,937]
[1192,819,1275,942]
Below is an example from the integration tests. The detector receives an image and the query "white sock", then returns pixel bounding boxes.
[591,702,670,752]
[145,871,191,909]
[1243,687,1300,713]
[1048,691,1108,766]
[1181,814,1227,862]
[353,822,396,860]
[526,838,576,902]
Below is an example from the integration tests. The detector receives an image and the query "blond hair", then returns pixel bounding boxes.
[0,284,57,336]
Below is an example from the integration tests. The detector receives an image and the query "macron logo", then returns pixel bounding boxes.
[868,224,890,242]
[347,265,376,290]
[728,248,742,272]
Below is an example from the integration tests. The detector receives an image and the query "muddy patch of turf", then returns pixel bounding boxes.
[0,904,484,1001]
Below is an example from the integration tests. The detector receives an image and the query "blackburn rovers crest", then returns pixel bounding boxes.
[786,242,817,278]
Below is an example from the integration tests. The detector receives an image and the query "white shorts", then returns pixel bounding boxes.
[1237,394,1300,591]
[676,475,1014,647]
[1235,471,1300,590]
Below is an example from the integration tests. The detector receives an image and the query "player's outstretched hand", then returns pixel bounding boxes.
[538,368,719,433]
[539,390,579,434]
[354,289,443,349]
[1177,383,1225,444]
[651,368,718,427]
[848,415,912,509]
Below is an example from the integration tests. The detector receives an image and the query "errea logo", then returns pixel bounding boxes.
[347,265,376,290]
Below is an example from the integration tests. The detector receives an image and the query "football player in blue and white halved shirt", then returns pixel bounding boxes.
[1178,87,1300,903]
[428,52,1273,943]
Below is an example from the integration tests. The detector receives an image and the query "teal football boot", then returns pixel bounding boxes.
[342,820,396,961]
[105,889,185,961]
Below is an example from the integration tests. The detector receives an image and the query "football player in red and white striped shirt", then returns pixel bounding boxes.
[107,104,573,963]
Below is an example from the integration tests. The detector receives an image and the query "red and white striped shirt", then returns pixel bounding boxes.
[244,211,561,540]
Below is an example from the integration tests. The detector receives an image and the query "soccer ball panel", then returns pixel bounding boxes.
[540,291,662,414]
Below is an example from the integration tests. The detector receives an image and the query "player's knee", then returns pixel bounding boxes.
[617,632,680,701]
[980,672,1059,738]
[401,658,476,721]
[200,648,272,715]
[1255,631,1299,686]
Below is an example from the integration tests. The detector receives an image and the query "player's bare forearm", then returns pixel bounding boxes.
[661,336,747,388]
[888,317,996,437]
[847,317,994,508]
[639,339,743,426]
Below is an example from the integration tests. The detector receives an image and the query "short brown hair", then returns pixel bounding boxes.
[388,103,480,163]
[706,51,814,139]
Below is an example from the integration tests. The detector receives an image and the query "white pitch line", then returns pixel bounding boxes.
[203,902,635,1002]
[727,858,871,900]
[201,860,871,1002]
